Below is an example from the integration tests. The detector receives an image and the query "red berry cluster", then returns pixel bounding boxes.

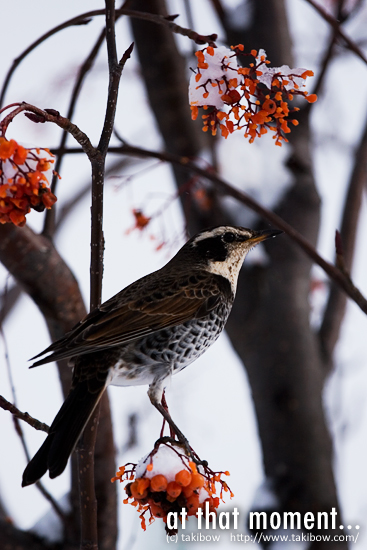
[0,137,57,226]
[190,45,317,146]
[112,442,232,533]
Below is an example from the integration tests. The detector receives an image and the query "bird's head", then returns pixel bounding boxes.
[184,225,282,292]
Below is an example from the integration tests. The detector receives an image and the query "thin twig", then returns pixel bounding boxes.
[0,395,49,433]
[90,39,134,309]
[122,7,217,45]
[43,4,129,238]
[319,112,367,363]
[0,386,66,522]
[0,14,93,108]
[0,102,99,161]
[78,4,133,550]
[0,282,22,321]
[304,0,367,65]
[43,28,107,238]
[0,7,216,108]
[117,142,367,315]
[98,41,134,155]
[310,34,336,98]
[0,157,132,333]
[50,141,367,315]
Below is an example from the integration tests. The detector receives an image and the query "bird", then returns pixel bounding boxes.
[22,225,281,487]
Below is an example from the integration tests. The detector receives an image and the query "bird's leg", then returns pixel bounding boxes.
[153,400,191,453]
[159,418,166,439]
[148,383,192,456]
[161,391,176,439]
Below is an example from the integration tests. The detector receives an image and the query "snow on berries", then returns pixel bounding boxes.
[189,45,317,145]
[112,440,232,534]
[0,137,57,226]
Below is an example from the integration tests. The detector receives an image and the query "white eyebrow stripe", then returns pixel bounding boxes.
[192,226,252,245]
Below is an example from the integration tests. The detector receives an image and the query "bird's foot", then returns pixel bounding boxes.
[151,391,207,465]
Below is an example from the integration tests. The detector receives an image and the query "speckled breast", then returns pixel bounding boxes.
[113,300,232,385]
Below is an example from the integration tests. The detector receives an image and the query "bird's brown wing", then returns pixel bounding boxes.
[80,289,220,347]
[30,277,224,367]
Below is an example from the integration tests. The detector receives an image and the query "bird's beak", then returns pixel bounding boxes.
[246,229,283,244]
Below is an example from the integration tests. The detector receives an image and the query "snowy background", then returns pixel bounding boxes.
[1,0,367,548]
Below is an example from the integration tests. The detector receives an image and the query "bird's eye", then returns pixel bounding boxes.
[222,232,235,243]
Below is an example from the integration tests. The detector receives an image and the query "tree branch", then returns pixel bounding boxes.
[0,222,86,544]
[0,13,94,109]
[76,5,133,550]
[0,395,49,433]
[0,102,100,161]
[62,141,367,316]
[305,0,367,65]
[43,28,107,238]
[319,112,367,365]
[0,6,216,109]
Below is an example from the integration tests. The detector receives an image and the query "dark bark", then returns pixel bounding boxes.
[130,1,346,547]
[319,113,367,368]
[0,223,117,550]
[129,0,225,230]
[0,520,58,550]
[211,0,293,67]
[226,118,344,541]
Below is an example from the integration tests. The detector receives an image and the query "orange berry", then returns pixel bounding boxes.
[220,124,229,138]
[167,481,182,499]
[182,486,194,498]
[37,159,51,172]
[130,481,147,500]
[226,120,234,133]
[263,99,276,114]
[221,89,241,105]
[186,493,200,516]
[150,502,165,518]
[306,93,317,103]
[41,191,57,209]
[9,209,26,226]
[0,138,17,160]
[301,70,314,78]
[150,474,168,492]
[13,145,28,165]
[188,473,205,491]
[195,51,204,61]
[136,477,150,497]
[175,469,192,487]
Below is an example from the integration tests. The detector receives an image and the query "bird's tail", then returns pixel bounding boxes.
[22,379,105,487]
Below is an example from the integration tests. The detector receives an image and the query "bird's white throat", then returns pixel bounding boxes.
[206,247,250,293]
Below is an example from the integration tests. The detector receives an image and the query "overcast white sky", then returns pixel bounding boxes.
[1,1,367,549]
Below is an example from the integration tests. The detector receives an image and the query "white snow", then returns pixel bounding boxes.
[136,443,191,482]
[1,1,367,550]
[189,46,238,108]
[256,48,312,91]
